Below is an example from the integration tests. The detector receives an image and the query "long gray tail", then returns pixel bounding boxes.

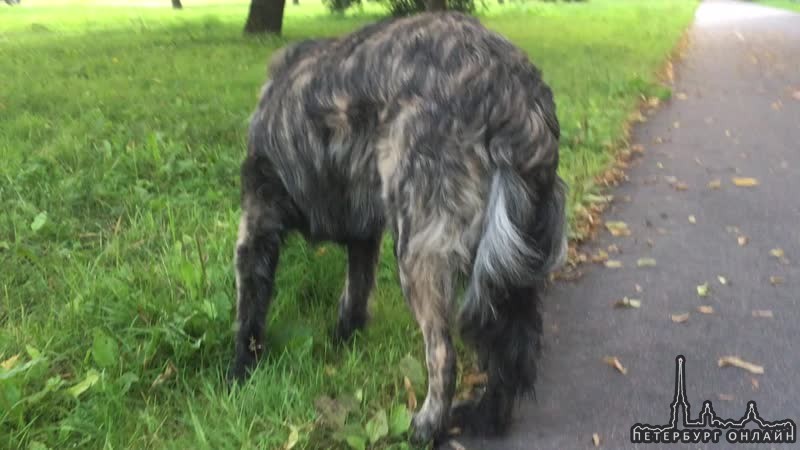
[456,167,567,433]
[460,168,567,329]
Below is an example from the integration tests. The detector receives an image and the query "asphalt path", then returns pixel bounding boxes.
[446,1,800,448]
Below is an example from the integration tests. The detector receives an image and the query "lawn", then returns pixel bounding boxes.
[0,0,697,448]
[756,0,800,12]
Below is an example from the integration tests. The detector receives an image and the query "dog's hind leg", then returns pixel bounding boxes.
[394,224,458,443]
[334,235,382,342]
[230,155,290,382]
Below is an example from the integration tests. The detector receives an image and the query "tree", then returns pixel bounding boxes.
[172,0,182,9]
[244,0,287,34]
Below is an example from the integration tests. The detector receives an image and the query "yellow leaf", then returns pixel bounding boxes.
[697,305,714,314]
[732,177,759,187]
[284,425,300,450]
[637,258,657,268]
[1,354,21,370]
[688,215,697,224]
[769,248,785,259]
[592,433,601,447]
[769,276,784,286]
[697,283,710,297]
[671,313,690,323]
[604,260,623,269]
[752,309,774,319]
[614,297,641,309]
[707,179,722,189]
[605,221,631,237]
[602,356,627,375]
[718,356,764,374]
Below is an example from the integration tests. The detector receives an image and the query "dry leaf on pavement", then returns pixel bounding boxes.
[752,309,774,318]
[671,313,690,323]
[732,177,759,187]
[592,433,601,447]
[602,356,628,375]
[637,258,657,268]
[605,260,623,269]
[718,356,764,374]
[614,297,642,309]
[605,221,631,237]
[697,306,714,314]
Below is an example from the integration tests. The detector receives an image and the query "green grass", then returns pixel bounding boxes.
[0,0,697,448]
[756,0,800,12]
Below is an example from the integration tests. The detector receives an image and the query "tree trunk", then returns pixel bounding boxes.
[244,0,287,35]
[172,0,182,9]
[425,0,446,11]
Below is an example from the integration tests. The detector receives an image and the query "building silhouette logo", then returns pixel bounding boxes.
[630,355,796,444]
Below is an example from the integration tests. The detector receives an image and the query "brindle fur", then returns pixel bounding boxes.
[232,11,568,443]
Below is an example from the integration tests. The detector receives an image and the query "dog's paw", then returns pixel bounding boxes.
[332,314,367,344]
[449,399,504,437]
[410,407,450,445]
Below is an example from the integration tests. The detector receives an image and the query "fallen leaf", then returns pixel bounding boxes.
[664,175,678,184]
[403,376,417,410]
[688,215,697,224]
[673,182,688,191]
[657,162,664,169]
[737,236,748,246]
[771,100,783,111]
[604,260,623,269]
[769,276,784,286]
[591,249,609,263]
[697,305,714,314]
[676,92,688,100]
[398,355,425,392]
[697,283,710,297]
[284,425,300,450]
[315,246,328,257]
[718,356,764,374]
[718,394,735,401]
[607,244,620,254]
[725,129,731,137]
[769,248,785,259]
[707,179,722,189]
[718,276,728,285]
[602,356,628,375]
[673,121,680,129]
[631,144,645,154]
[1,354,21,370]
[150,361,177,389]
[592,433,601,447]
[614,297,642,309]
[637,258,657,268]
[751,378,760,390]
[752,309,774,318]
[671,313,690,323]
[605,221,631,237]
[732,177,759,187]
[449,440,467,450]
[635,284,643,293]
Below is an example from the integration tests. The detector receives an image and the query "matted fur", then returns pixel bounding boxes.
[231,11,567,443]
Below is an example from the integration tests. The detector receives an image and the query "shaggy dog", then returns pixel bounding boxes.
[231,11,567,443]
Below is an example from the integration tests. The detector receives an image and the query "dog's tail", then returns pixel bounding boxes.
[457,166,567,430]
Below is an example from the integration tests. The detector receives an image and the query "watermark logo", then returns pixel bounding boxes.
[631,355,796,445]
